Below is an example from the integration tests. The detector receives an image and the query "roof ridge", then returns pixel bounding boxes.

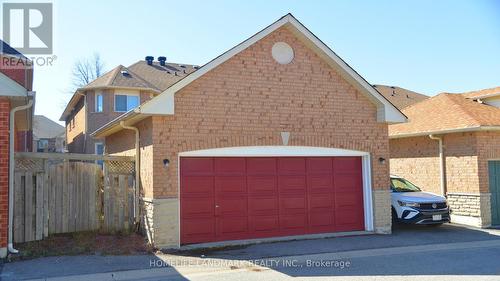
[106,65,125,86]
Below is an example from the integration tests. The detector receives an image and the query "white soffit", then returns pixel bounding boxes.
[0,71,27,97]
[138,14,406,123]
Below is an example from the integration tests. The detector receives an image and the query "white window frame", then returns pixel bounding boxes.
[114,92,140,112]
[95,92,104,113]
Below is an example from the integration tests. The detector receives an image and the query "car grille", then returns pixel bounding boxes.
[418,202,447,210]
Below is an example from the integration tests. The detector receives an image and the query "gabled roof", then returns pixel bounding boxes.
[82,65,160,91]
[373,85,428,110]
[33,115,65,139]
[139,13,405,123]
[461,86,500,100]
[389,93,500,138]
[93,13,406,137]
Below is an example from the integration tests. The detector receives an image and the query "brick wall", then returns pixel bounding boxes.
[0,98,10,249]
[150,26,390,198]
[390,136,441,194]
[390,132,481,194]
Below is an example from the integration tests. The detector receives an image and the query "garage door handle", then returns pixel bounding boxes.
[215,205,220,208]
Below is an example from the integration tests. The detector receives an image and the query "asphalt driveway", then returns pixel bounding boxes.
[2,223,500,280]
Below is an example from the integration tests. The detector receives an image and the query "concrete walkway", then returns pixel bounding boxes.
[1,224,500,280]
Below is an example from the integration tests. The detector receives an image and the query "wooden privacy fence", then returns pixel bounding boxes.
[13,152,136,243]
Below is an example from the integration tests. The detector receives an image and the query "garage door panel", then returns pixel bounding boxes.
[280,214,307,232]
[248,197,278,215]
[247,158,277,175]
[333,157,361,173]
[181,156,365,245]
[280,196,307,214]
[181,158,214,175]
[278,158,306,175]
[309,212,335,228]
[215,176,247,193]
[215,158,246,175]
[334,174,362,191]
[181,218,215,243]
[279,175,307,192]
[308,175,334,192]
[217,197,248,216]
[216,217,248,239]
[182,176,214,196]
[249,215,280,235]
[181,197,214,218]
[247,176,277,194]
[336,210,364,231]
[307,158,333,174]
[309,193,334,209]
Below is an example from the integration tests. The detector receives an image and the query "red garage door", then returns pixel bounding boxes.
[180,157,364,244]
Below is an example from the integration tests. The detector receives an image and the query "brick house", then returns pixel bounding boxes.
[0,40,35,257]
[92,14,406,248]
[59,62,197,154]
[389,90,500,227]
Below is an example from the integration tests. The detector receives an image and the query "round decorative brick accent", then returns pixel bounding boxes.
[271,42,294,64]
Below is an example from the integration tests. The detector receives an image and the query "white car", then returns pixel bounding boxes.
[391,175,450,225]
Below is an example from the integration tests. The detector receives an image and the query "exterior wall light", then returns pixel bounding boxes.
[378,157,386,164]
[163,159,170,168]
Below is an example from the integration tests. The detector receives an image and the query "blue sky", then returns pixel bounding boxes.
[23,0,500,122]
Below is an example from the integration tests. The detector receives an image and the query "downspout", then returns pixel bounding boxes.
[429,134,446,196]
[120,121,140,226]
[9,98,34,254]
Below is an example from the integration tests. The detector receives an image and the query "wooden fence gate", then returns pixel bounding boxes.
[13,152,136,243]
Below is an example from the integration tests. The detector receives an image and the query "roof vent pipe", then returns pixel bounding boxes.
[158,56,167,66]
[145,56,154,65]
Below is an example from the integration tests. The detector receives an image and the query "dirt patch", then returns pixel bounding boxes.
[7,231,155,262]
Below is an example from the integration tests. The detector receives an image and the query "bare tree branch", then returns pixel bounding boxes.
[72,53,105,88]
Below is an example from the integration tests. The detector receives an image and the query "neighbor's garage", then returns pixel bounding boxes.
[180,156,364,244]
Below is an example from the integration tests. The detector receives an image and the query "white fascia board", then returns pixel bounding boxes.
[389,126,500,139]
[0,71,27,97]
[140,14,406,124]
[179,146,369,157]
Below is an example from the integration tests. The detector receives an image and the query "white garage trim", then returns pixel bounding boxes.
[177,146,375,235]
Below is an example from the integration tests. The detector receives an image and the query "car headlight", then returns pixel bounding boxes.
[397,200,420,208]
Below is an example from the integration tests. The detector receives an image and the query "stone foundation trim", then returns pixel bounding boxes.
[372,189,392,234]
[0,247,6,258]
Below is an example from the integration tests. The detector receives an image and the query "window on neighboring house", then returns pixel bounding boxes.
[114,94,139,112]
[95,93,103,112]
[95,142,104,166]
[37,139,49,152]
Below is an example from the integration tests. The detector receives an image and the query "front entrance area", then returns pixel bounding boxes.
[489,161,500,226]
[180,156,365,244]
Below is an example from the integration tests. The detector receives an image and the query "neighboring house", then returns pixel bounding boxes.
[92,14,406,248]
[389,89,500,228]
[59,60,198,154]
[0,40,35,258]
[373,85,429,109]
[33,115,65,152]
